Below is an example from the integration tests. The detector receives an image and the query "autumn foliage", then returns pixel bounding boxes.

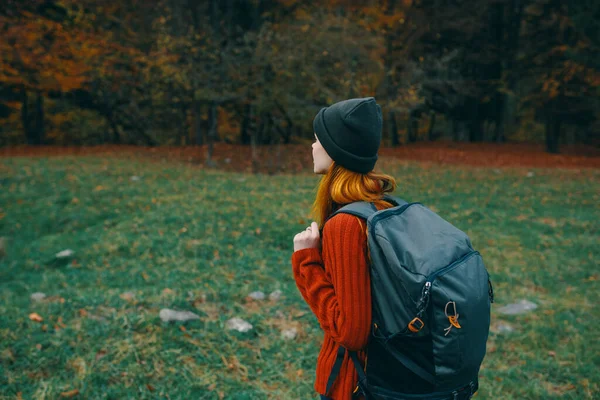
[0,0,598,155]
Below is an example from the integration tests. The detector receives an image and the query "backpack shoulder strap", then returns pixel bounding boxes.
[327,196,409,223]
[330,202,378,221]
[384,195,409,208]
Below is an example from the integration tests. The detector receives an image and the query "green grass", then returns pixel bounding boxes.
[0,155,598,399]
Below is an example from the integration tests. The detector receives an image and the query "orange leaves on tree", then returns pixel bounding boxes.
[0,9,131,95]
[0,17,89,92]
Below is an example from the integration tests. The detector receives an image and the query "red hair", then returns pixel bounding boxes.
[311,162,397,229]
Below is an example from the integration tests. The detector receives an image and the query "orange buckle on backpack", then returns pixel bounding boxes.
[408,317,424,333]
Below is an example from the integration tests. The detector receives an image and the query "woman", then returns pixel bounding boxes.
[292,97,396,399]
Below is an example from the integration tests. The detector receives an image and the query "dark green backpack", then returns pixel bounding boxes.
[325,196,493,400]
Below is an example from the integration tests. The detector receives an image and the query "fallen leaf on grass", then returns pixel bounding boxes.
[60,389,79,398]
[292,311,307,318]
[29,313,43,322]
[95,350,107,361]
[45,296,65,304]
[543,383,576,395]
[119,292,136,301]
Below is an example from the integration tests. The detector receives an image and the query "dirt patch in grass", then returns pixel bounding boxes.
[2,142,599,172]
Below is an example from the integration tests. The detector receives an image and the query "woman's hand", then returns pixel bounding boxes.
[293,222,321,252]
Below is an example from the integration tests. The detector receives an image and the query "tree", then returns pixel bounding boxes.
[0,1,92,144]
[521,0,599,153]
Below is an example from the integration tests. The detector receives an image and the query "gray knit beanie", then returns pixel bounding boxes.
[313,97,382,173]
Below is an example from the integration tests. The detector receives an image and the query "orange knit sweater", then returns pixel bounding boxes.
[292,213,371,400]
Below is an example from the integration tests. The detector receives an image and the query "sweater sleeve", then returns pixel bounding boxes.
[291,214,372,351]
[291,247,323,306]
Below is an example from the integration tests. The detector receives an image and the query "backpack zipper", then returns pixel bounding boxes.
[415,250,479,317]
[426,250,479,284]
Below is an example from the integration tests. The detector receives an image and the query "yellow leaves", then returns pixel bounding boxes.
[67,357,87,377]
[94,185,105,192]
[220,355,249,379]
[378,12,407,29]
[541,382,576,396]
[0,10,115,93]
[295,8,311,20]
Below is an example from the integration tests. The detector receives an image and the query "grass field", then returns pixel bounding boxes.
[0,154,598,399]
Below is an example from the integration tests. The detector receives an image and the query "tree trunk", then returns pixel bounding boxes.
[35,93,45,145]
[262,113,272,145]
[108,114,121,144]
[250,107,259,173]
[275,101,294,144]
[256,113,266,145]
[275,138,282,174]
[427,112,436,141]
[469,101,483,142]
[348,56,358,98]
[179,104,188,145]
[21,89,33,144]
[240,103,251,145]
[407,113,418,143]
[206,102,218,166]
[384,0,399,147]
[452,119,461,142]
[500,0,524,141]
[489,1,505,141]
[545,115,561,154]
[194,100,203,145]
[389,110,399,146]
[469,119,484,142]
